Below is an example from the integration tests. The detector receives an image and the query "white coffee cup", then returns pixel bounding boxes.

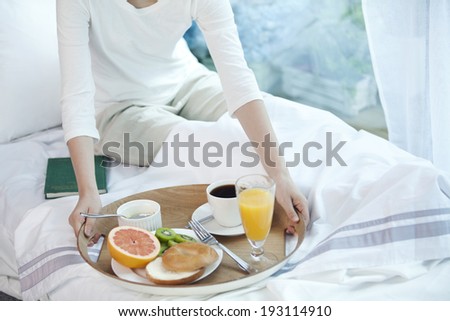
[206,179,241,227]
[116,199,162,231]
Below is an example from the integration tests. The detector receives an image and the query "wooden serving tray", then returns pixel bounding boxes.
[77,184,305,296]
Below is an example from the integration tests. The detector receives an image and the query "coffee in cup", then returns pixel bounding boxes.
[206,179,241,227]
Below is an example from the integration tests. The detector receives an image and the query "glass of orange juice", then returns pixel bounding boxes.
[236,174,276,270]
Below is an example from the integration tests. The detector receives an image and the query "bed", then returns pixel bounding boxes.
[1,94,450,301]
[1,1,450,301]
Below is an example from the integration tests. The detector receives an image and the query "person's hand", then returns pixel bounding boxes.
[68,192,102,238]
[273,172,310,233]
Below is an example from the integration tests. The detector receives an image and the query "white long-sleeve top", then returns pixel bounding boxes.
[57,0,262,143]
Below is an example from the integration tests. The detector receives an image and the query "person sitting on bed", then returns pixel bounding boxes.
[57,0,310,237]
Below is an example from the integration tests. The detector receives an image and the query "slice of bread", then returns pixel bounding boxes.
[162,242,219,272]
[145,257,204,285]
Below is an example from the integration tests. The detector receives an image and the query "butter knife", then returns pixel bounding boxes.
[184,214,213,228]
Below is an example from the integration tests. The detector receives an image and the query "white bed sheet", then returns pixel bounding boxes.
[0,126,146,299]
[2,95,450,300]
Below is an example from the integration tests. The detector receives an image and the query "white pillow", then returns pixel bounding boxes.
[0,0,61,143]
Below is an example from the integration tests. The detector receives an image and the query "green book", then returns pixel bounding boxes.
[44,155,108,199]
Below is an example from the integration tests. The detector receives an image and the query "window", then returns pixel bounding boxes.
[185,0,387,138]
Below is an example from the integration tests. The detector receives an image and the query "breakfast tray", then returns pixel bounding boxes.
[77,184,305,296]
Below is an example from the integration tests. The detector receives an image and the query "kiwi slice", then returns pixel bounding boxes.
[158,242,169,256]
[155,227,177,242]
[167,239,178,247]
[174,234,197,243]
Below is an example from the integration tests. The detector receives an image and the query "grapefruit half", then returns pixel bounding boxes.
[107,226,161,268]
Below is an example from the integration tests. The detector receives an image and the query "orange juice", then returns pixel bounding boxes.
[238,188,274,241]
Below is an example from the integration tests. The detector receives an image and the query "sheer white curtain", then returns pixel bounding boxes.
[362,0,450,174]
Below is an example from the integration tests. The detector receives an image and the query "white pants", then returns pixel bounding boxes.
[95,65,228,166]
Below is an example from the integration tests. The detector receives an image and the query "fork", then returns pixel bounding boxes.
[188,218,256,274]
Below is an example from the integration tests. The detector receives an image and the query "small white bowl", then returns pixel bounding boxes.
[116,199,162,231]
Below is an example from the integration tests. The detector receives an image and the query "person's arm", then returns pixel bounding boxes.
[194,0,310,226]
[66,136,102,237]
[234,100,310,226]
[57,0,101,236]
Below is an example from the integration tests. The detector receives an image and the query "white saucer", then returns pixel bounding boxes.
[192,203,245,236]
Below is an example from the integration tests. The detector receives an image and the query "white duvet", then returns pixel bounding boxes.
[2,95,450,300]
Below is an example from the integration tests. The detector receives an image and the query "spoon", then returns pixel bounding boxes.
[80,212,153,219]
